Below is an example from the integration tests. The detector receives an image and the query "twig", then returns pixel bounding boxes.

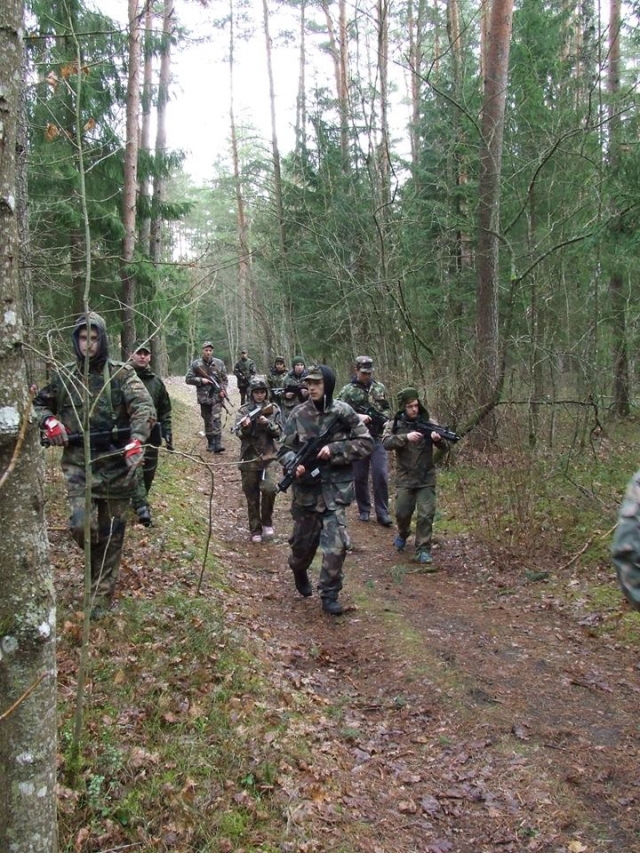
[0,672,48,722]
[559,523,618,571]
[197,461,215,595]
[0,387,35,492]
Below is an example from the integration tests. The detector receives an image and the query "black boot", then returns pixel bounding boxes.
[293,569,313,597]
[136,505,152,527]
[214,435,225,454]
[206,435,216,452]
[322,595,343,615]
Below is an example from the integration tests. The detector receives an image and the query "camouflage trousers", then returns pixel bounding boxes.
[68,493,129,607]
[288,503,349,597]
[395,484,436,552]
[240,463,278,535]
[131,445,159,510]
[200,401,222,439]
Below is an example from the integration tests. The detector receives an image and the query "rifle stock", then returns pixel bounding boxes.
[231,403,275,435]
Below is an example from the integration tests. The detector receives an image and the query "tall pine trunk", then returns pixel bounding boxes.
[0,2,58,849]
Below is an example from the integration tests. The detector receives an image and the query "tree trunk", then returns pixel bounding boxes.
[262,0,285,254]
[320,0,350,171]
[295,0,307,162]
[0,2,58,850]
[120,0,144,357]
[607,0,629,416]
[138,0,154,262]
[475,0,513,439]
[149,0,173,377]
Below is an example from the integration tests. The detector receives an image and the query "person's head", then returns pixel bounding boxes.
[306,365,335,411]
[72,312,109,365]
[240,348,248,358]
[397,387,427,421]
[274,356,286,370]
[130,340,151,369]
[355,355,374,384]
[202,340,214,360]
[292,356,305,376]
[249,375,269,403]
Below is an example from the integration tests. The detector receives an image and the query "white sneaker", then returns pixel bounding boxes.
[262,526,275,539]
[251,534,262,543]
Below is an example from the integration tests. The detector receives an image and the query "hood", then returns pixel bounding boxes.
[72,312,109,367]
[309,364,335,412]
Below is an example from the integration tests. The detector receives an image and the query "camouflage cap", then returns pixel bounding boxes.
[305,365,324,380]
[355,355,374,372]
[131,339,151,353]
[240,348,248,354]
[202,340,214,348]
[274,355,285,363]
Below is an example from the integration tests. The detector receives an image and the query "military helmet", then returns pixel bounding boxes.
[249,375,269,392]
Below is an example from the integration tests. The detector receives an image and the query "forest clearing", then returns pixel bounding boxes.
[49,382,640,853]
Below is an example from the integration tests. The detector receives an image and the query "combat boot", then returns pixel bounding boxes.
[293,569,313,597]
[206,435,216,452]
[136,505,152,527]
[214,435,225,453]
[321,595,343,615]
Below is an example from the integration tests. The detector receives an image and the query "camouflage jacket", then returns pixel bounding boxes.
[233,357,257,386]
[612,469,640,611]
[134,365,172,446]
[268,367,289,401]
[233,401,283,470]
[185,356,228,404]
[382,411,438,488]
[282,370,309,410]
[336,378,390,438]
[34,359,155,498]
[278,399,374,510]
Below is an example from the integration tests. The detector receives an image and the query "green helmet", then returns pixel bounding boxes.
[249,375,269,392]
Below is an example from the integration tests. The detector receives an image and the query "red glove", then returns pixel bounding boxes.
[124,438,144,470]
[44,417,68,446]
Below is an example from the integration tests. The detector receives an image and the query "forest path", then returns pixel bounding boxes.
[164,378,640,852]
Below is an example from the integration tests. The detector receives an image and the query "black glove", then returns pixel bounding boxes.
[164,431,174,451]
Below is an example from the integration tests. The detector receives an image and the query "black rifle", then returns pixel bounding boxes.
[270,387,286,401]
[277,414,344,493]
[283,383,308,403]
[352,403,390,436]
[195,364,234,411]
[411,418,461,443]
[231,403,275,435]
[40,426,131,449]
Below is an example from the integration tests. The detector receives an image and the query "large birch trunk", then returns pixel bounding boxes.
[0,2,58,850]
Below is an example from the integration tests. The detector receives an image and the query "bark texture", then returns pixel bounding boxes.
[0,1,58,850]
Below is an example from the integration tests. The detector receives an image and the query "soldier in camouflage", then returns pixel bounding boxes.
[233,376,283,543]
[268,355,288,405]
[233,348,257,405]
[185,340,229,453]
[277,365,374,615]
[337,355,392,526]
[382,388,445,567]
[612,470,640,611]
[128,340,173,527]
[34,313,156,618]
[281,356,309,423]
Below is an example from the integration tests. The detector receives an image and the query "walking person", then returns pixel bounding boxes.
[278,365,374,615]
[185,340,229,453]
[128,340,173,527]
[337,355,392,526]
[233,376,283,543]
[233,348,257,405]
[281,356,309,423]
[34,313,156,619]
[382,388,446,567]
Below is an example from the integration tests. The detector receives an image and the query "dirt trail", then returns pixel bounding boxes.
[166,380,640,852]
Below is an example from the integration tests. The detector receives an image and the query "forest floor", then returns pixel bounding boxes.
[53,378,640,853]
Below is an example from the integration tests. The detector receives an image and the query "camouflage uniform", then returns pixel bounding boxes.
[612,470,640,610]
[130,346,172,520]
[278,365,374,609]
[337,356,391,524]
[233,351,257,405]
[233,378,283,539]
[382,389,440,560]
[268,357,288,405]
[185,342,229,452]
[33,313,155,611]
[282,358,309,423]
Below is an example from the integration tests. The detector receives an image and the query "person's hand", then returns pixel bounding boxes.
[44,417,68,446]
[241,416,251,428]
[431,431,442,442]
[407,431,423,444]
[316,445,331,461]
[295,464,306,479]
[124,439,144,470]
[164,432,174,451]
[257,415,268,426]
